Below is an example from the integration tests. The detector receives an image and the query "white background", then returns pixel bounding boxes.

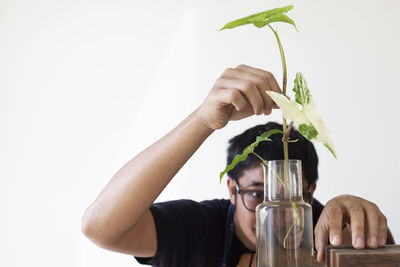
[1,0,399,266]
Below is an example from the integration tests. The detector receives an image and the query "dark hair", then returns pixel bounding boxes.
[226,122,319,185]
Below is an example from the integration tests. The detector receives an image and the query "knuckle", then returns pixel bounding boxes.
[365,203,379,216]
[236,64,247,69]
[255,76,265,86]
[366,201,379,211]
[325,197,341,208]
[242,81,254,92]
[264,71,273,80]
[325,199,334,207]
[349,205,363,214]
[325,205,342,216]
[222,68,234,77]
[380,214,388,224]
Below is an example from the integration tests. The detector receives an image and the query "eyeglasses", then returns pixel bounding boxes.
[235,183,264,212]
[235,183,312,212]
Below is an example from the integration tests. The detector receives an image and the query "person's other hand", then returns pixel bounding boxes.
[314,194,388,262]
[197,64,282,130]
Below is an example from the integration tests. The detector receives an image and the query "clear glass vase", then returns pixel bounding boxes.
[256,160,314,267]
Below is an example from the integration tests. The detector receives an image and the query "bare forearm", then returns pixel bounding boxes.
[82,65,281,250]
[82,109,213,244]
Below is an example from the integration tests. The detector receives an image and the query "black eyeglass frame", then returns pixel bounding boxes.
[234,182,313,212]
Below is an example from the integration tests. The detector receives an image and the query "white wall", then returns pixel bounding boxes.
[1,0,399,266]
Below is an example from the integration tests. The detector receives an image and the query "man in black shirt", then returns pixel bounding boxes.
[82,65,393,266]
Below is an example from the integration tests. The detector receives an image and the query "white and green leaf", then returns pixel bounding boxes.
[265,73,337,158]
[265,91,308,124]
[293,72,311,106]
[303,100,336,158]
[298,124,318,140]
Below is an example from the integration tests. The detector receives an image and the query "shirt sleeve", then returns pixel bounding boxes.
[134,199,227,266]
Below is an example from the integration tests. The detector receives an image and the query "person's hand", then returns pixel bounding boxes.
[197,64,282,130]
[314,194,388,262]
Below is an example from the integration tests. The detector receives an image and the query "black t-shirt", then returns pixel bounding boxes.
[135,198,324,267]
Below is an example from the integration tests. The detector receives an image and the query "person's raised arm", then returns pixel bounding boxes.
[81,64,282,257]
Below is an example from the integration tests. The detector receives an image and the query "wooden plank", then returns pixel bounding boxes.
[326,245,400,267]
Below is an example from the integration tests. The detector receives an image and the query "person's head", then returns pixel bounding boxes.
[225,121,319,250]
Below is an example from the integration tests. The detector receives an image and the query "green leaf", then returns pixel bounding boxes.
[293,72,311,106]
[298,123,318,140]
[265,14,296,28]
[255,129,283,143]
[219,5,295,31]
[219,129,283,182]
[249,14,296,29]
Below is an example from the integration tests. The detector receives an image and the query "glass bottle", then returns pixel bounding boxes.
[256,160,314,267]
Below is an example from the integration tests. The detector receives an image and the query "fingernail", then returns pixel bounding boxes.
[369,236,377,247]
[355,237,364,248]
[379,238,386,246]
[331,235,340,245]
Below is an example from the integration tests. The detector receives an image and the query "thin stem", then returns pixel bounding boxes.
[283,121,295,142]
[253,150,303,246]
[267,25,303,247]
[268,25,287,95]
[252,151,267,164]
[283,221,295,249]
[267,25,290,194]
[252,152,289,193]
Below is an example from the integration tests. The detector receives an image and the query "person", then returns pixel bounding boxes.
[81,65,394,266]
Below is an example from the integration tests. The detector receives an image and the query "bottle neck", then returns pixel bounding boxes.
[262,160,303,201]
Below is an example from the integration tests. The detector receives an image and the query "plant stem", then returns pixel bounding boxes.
[268,25,287,95]
[267,25,303,249]
[283,221,295,248]
[268,25,290,196]
[253,150,303,249]
[252,152,289,193]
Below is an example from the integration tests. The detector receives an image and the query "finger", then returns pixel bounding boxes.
[377,213,388,246]
[235,64,283,94]
[215,78,264,115]
[363,202,380,248]
[212,86,248,112]
[326,206,344,246]
[222,68,273,115]
[348,205,365,249]
[314,217,329,262]
[235,64,282,109]
[236,65,277,115]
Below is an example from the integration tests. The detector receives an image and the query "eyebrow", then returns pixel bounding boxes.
[247,182,264,187]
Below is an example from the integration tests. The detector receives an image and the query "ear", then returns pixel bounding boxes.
[227,177,236,206]
[309,182,317,204]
